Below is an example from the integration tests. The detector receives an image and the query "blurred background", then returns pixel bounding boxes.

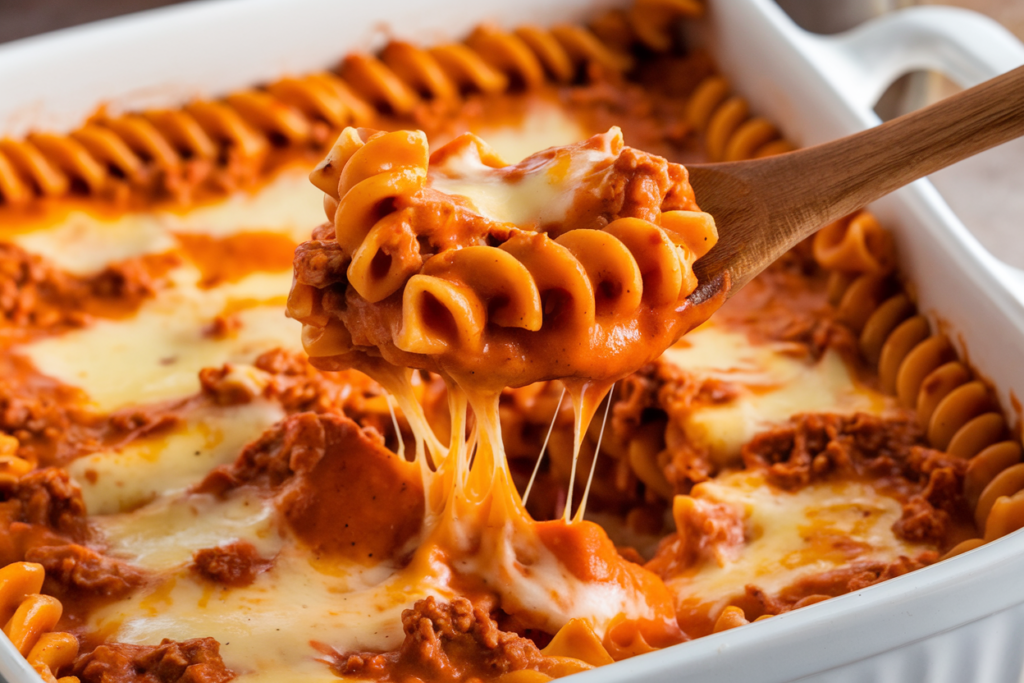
[1,0,1021,267]
[2,0,1021,47]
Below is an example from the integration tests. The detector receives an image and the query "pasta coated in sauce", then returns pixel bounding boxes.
[0,0,1020,680]
[290,126,720,389]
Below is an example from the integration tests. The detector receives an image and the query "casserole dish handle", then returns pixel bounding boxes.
[811,6,1024,112]
[795,7,1024,302]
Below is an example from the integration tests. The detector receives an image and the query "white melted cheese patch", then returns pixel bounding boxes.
[660,324,890,466]
[9,211,177,276]
[69,401,284,514]
[667,470,925,615]
[91,493,450,683]
[159,167,325,243]
[428,130,616,228]
[6,166,322,274]
[453,518,653,640]
[95,489,282,571]
[22,268,300,412]
[471,101,588,163]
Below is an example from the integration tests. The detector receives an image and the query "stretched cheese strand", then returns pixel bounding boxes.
[522,388,565,506]
[561,381,613,522]
[287,126,722,656]
[575,383,615,523]
[370,368,681,648]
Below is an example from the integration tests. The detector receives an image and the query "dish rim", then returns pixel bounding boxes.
[1,1,1024,682]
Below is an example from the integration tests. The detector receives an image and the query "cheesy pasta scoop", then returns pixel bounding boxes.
[288,126,722,391]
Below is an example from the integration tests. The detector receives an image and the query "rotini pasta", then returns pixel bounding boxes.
[818,213,1024,552]
[0,563,79,683]
[1,0,1020,680]
[0,0,708,209]
[685,74,795,161]
[813,211,895,275]
[284,121,734,665]
[291,125,720,389]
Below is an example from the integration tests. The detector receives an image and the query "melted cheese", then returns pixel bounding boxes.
[452,517,657,636]
[95,489,283,571]
[11,166,318,413]
[666,469,926,616]
[428,129,618,228]
[471,101,588,163]
[0,108,932,680]
[374,379,671,644]
[661,324,891,466]
[22,268,300,412]
[90,487,450,683]
[7,107,666,681]
[7,167,321,274]
[69,401,284,514]
[9,210,176,276]
[158,167,325,243]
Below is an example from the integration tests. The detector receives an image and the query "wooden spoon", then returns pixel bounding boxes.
[688,64,1024,298]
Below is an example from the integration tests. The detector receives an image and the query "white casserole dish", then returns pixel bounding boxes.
[1,0,1023,681]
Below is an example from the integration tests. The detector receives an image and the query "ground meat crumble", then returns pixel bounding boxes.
[0,242,174,333]
[198,348,400,448]
[74,638,235,683]
[742,412,971,547]
[190,541,273,588]
[324,597,554,683]
[742,552,939,618]
[0,468,145,599]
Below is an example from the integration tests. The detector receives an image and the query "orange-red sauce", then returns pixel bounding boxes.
[281,419,425,565]
[536,519,683,650]
[175,231,298,288]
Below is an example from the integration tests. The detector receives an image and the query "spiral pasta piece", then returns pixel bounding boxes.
[380,42,460,102]
[685,75,794,162]
[71,125,149,185]
[26,133,110,195]
[291,125,719,388]
[141,108,219,161]
[821,236,1024,550]
[813,211,895,275]
[628,0,704,52]
[3,0,712,208]
[0,434,33,486]
[340,53,421,115]
[184,100,268,164]
[0,139,69,199]
[465,25,547,90]
[0,149,31,206]
[100,114,183,171]
[224,90,313,145]
[0,563,79,683]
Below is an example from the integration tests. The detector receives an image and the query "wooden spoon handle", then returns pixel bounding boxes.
[770,64,1024,225]
[692,65,1024,291]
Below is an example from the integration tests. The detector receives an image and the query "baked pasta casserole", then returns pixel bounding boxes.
[0,1,1021,682]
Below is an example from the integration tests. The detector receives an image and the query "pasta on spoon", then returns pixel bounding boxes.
[286,127,722,666]
[291,126,722,390]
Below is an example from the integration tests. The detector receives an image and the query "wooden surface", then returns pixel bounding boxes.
[0,0,189,44]
[690,65,1024,292]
